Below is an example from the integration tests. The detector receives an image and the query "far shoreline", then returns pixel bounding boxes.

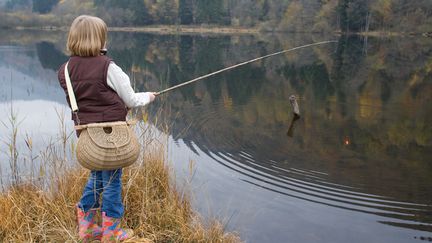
[13,25,261,35]
[7,25,432,38]
[110,25,260,35]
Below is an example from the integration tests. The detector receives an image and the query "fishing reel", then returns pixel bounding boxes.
[100,48,108,55]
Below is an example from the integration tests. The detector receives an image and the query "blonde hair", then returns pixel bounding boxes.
[67,15,107,57]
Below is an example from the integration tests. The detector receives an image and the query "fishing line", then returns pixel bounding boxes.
[155,40,338,96]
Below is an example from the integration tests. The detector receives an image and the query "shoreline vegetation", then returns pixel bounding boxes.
[109,25,260,35]
[12,25,260,35]
[1,1,431,38]
[0,119,241,242]
[7,25,432,37]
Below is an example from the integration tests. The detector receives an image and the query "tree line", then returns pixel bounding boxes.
[1,0,431,33]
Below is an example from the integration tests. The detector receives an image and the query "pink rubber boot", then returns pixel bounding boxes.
[77,206,103,242]
[101,212,134,242]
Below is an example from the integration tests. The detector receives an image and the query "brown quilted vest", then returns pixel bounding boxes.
[58,55,127,125]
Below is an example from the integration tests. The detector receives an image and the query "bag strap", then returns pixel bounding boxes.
[74,120,137,131]
[64,62,79,112]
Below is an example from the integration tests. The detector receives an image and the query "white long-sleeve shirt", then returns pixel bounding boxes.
[106,62,152,108]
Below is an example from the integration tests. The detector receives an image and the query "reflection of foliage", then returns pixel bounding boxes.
[18,31,432,217]
[302,63,334,101]
[193,37,226,102]
[146,35,432,210]
[225,65,265,105]
[332,35,365,83]
[280,64,304,94]
[194,37,227,74]
[281,62,334,101]
[107,33,151,69]
[30,32,432,162]
[36,42,68,70]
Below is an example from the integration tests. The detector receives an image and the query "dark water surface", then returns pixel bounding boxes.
[0,30,431,242]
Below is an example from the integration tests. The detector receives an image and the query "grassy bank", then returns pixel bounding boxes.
[0,130,240,242]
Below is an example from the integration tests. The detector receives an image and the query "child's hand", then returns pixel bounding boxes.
[148,92,156,102]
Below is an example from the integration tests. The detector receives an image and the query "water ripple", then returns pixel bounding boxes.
[173,99,432,232]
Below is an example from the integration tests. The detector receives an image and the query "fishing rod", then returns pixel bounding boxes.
[155,40,337,96]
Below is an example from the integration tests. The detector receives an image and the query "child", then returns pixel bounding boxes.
[58,15,156,242]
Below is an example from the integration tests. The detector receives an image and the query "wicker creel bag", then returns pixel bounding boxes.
[64,62,141,171]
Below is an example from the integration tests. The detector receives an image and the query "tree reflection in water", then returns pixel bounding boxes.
[3,30,430,236]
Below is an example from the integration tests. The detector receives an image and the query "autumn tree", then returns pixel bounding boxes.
[179,0,193,24]
[1,0,431,33]
[279,1,304,32]
[155,0,178,24]
[93,0,151,25]
[337,0,370,32]
[346,0,369,31]
[337,0,349,32]
[195,0,229,25]
[313,0,339,32]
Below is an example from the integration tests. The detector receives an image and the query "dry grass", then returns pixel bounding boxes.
[0,101,240,242]
[0,135,240,242]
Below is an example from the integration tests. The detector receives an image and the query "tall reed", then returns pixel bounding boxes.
[1,101,20,185]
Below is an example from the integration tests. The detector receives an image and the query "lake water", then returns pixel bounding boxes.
[0,30,431,242]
